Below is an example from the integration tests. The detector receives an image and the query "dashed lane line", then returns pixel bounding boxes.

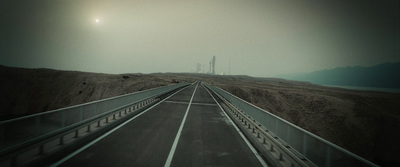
[164,100,217,106]
[164,83,199,167]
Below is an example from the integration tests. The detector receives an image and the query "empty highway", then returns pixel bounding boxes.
[51,82,267,167]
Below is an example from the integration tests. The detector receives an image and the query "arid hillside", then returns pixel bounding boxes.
[1,67,399,166]
[0,65,171,120]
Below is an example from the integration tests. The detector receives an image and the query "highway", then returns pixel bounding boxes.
[52,82,267,167]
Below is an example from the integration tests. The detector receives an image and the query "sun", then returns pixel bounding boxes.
[95,19,100,23]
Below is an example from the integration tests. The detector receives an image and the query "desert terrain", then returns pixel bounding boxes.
[0,65,172,120]
[1,66,399,166]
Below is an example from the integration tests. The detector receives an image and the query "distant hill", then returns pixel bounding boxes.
[279,62,400,88]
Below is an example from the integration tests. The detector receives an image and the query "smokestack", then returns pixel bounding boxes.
[209,61,212,74]
[212,56,216,75]
[229,57,231,75]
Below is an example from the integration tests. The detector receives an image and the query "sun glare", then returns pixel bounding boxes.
[95,19,100,23]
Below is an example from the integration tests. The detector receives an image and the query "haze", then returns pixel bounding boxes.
[1,0,398,77]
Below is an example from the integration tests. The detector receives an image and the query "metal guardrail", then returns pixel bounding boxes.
[206,84,379,167]
[0,83,189,157]
[205,84,311,167]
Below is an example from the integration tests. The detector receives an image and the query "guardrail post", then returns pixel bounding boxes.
[302,133,308,157]
[325,145,332,167]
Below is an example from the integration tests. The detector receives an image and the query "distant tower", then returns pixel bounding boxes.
[209,61,212,74]
[211,56,216,75]
[229,57,231,75]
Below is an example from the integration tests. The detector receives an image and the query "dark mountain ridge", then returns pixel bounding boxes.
[279,62,400,88]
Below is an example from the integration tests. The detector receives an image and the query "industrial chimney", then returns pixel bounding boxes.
[211,56,216,75]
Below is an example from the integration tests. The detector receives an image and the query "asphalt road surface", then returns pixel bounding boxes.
[53,82,267,167]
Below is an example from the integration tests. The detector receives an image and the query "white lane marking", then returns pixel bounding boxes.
[50,86,190,167]
[191,102,217,106]
[164,83,199,167]
[204,85,269,167]
[163,101,189,105]
[164,100,217,106]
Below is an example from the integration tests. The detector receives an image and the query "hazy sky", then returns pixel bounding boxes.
[1,0,399,77]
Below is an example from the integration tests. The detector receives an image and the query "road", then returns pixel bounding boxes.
[53,82,267,167]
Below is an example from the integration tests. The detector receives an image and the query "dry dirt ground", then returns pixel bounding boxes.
[1,66,399,166]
